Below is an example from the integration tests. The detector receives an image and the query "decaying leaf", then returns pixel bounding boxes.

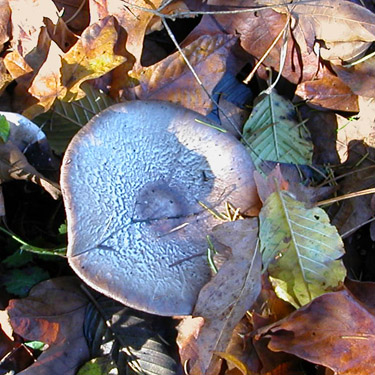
[256,287,375,375]
[125,34,237,115]
[60,16,128,102]
[260,190,346,307]
[329,141,375,237]
[295,75,359,112]
[23,40,66,118]
[332,57,375,98]
[288,0,375,61]
[7,277,90,375]
[192,219,262,374]
[242,89,313,172]
[89,0,163,62]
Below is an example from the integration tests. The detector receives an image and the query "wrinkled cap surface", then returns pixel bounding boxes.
[61,100,259,316]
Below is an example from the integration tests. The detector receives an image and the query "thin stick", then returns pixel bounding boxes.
[316,187,375,206]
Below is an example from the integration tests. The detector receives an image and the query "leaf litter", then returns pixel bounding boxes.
[2,0,375,374]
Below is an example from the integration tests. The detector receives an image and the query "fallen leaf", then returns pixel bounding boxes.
[60,16,128,102]
[332,57,375,98]
[89,0,163,62]
[7,277,90,375]
[192,219,262,374]
[125,34,237,115]
[33,83,114,153]
[256,288,375,375]
[0,0,10,48]
[295,75,359,112]
[194,2,319,84]
[242,90,313,172]
[297,103,340,165]
[286,0,375,61]
[260,190,346,307]
[329,141,375,237]
[52,0,90,33]
[336,96,375,161]
[8,0,59,56]
[0,141,60,201]
[23,40,66,118]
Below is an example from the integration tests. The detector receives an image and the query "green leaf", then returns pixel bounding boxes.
[0,114,10,143]
[33,83,114,153]
[259,190,346,307]
[2,250,33,267]
[242,90,313,172]
[77,357,118,375]
[2,267,49,297]
[25,341,46,350]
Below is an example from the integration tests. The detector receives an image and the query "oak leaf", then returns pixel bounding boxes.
[59,16,128,102]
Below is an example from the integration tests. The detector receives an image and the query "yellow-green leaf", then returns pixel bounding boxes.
[59,16,127,102]
[242,89,313,172]
[260,190,346,307]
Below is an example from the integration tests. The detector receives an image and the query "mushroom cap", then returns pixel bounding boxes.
[61,100,258,316]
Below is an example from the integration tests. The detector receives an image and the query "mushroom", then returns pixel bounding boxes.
[61,100,259,316]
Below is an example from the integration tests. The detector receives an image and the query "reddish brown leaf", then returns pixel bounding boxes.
[52,0,90,33]
[256,288,375,375]
[7,277,90,375]
[253,165,289,204]
[125,34,237,115]
[295,75,359,112]
[193,3,319,85]
[44,17,78,53]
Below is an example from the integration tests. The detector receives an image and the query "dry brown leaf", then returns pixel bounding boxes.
[297,103,340,165]
[0,0,10,48]
[336,96,375,161]
[125,34,237,115]
[191,219,261,374]
[332,58,375,98]
[295,75,359,112]
[287,0,375,61]
[8,0,59,56]
[52,0,90,33]
[44,17,78,53]
[255,288,375,375]
[23,40,66,118]
[89,0,163,62]
[7,277,90,375]
[193,3,319,85]
[4,50,33,81]
[59,16,128,102]
[0,141,61,204]
[329,141,375,237]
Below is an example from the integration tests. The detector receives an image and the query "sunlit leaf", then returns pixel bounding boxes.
[59,16,127,102]
[0,115,10,143]
[259,190,346,307]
